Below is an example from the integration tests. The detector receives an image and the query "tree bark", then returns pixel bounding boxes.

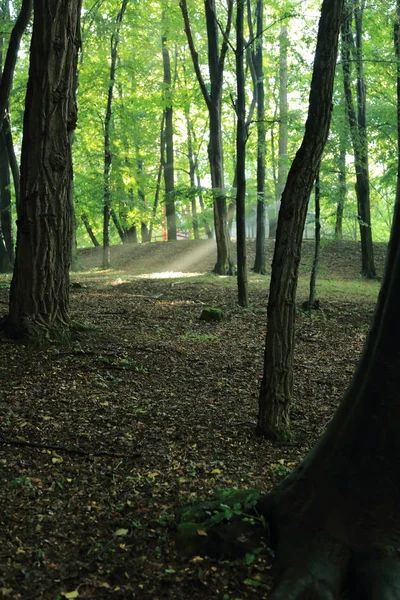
[102,0,128,269]
[256,0,344,440]
[235,0,248,307]
[341,0,376,278]
[8,0,82,342]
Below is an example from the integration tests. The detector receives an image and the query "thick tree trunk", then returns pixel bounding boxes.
[341,1,376,278]
[81,214,100,247]
[161,31,176,242]
[252,0,266,275]
[257,0,344,440]
[235,0,248,307]
[8,0,81,342]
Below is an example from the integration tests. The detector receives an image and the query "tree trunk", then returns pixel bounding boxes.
[252,8,400,596]
[180,0,234,274]
[335,121,347,239]
[110,208,125,243]
[81,214,100,247]
[341,0,376,278]
[252,0,266,275]
[141,222,150,243]
[209,102,233,274]
[162,28,176,242]
[307,170,321,311]
[185,111,199,240]
[197,170,213,239]
[0,128,13,268]
[259,182,400,600]
[3,114,20,213]
[8,0,81,342]
[235,0,248,307]
[256,0,344,440]
[276,25,288,203]
[102,0,128,269]
[0,0,32,133]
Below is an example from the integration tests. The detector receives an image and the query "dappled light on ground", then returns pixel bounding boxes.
[137,271,206,279]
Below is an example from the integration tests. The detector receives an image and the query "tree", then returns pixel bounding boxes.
[102,0,128,268]
[8,0,82,341]
[235,0,248,307]
[0,0,32,272]
[180,0,234,274]
[251,0,267,275]
[258,134,400,600]
[256,0,344,440]
[341,0,376,278]
[161,8,177,241]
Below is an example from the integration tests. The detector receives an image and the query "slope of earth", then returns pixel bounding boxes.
[0,239,383,600]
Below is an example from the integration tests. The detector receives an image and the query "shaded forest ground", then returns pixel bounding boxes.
[0,239,386,600]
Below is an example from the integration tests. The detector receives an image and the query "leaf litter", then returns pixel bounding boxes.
[0,239,386,599]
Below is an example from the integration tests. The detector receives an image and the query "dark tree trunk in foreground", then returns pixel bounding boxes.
[341,0,376,278]
[235,0,248,307]
[257,0,343,440]
[252,0,266,275]
[8,0,81,342]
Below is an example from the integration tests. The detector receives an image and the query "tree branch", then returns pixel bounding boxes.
[179,0,211,108]
[0,0,33,132]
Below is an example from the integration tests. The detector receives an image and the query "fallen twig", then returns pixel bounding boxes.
[0,437,140,458]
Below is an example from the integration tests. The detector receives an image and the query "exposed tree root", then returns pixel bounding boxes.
[267,519,351,599]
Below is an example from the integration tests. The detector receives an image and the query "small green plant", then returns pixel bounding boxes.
[11,476,36,489]
[179,333,219,343]
[268,460,295,478]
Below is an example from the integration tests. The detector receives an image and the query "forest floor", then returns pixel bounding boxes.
[0,238,387,600]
